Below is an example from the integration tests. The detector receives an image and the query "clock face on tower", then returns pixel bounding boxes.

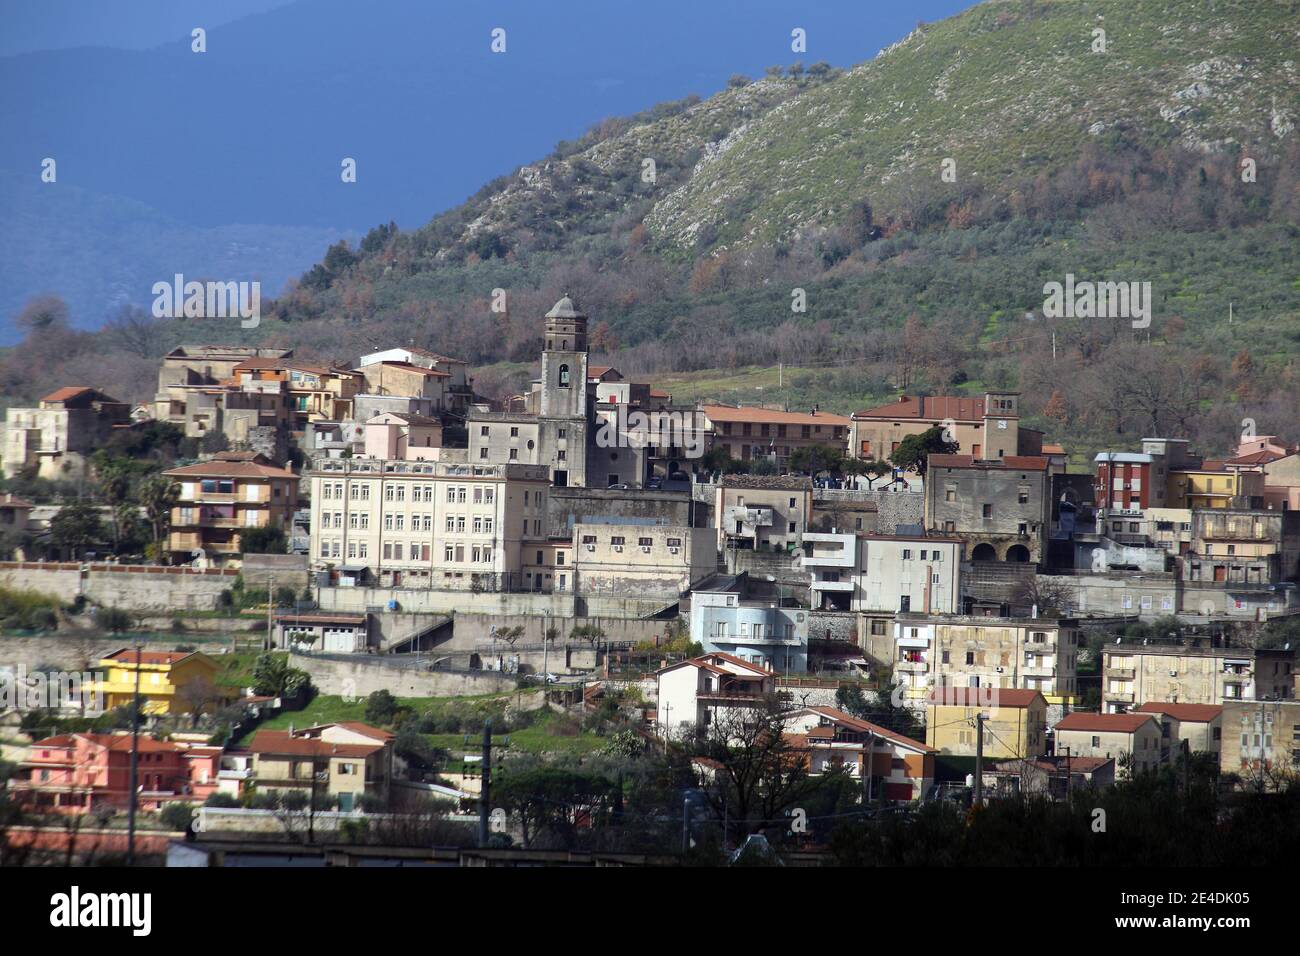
[997,419,1007,429]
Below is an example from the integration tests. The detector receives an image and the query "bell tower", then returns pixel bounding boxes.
[540,294,589,418]
[538,295,591,486]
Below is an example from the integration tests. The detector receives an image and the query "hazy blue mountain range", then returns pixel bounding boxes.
[0,0,969,338]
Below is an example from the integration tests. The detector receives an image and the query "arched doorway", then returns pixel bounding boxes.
[1006,544,1031,562]
[971,543,997,562]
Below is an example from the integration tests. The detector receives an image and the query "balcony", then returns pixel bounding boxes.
[1105,667,1135,680]
[698,690,767,703]
[810,579,854,593]
[895,659,929,673]
[1023,665,1056,678]
[1105,691,1135,703]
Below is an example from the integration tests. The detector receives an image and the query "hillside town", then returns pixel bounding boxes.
[0,294,1296,868]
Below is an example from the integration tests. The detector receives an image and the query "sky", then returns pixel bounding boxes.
[0,0,977,337]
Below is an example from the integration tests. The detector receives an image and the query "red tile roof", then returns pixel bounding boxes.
[40,386,96,403]
[1055,712,1159,734]
[853,395,988,422]
[300,721,396,741]
[702,404,850,427]
[247,730,384,758]
[1134,702,1223,723]
[1225,450,1285,466]
[164,455,298,480]
[801,706,935,753]
[0,493,35,508]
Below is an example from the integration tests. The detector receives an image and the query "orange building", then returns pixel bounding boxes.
[163,450,299,564]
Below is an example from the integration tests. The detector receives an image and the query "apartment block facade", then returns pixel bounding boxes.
[894,614,1080,708]
[164,451,299,564]
[307,457,550,590]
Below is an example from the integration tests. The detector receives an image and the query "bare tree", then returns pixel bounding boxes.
[683,696,820,845]
[1011,575,1078,617]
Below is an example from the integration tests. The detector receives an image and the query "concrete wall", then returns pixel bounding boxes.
[0,562,237,611]
[288,650,515,697]
[0,633,239,672]
[446,612,670,649]
[318,585,577,617]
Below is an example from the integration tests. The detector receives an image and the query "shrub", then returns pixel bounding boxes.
[204,792,240,808]
[159,802,195,831]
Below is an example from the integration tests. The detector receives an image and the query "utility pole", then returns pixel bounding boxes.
[477,719,493,848]
[863,729,874,804]
[974,712,985,809]
[266,572,275,651]
[681,797,691,855]
[126,642,143,866]
[541,612,550,686]
[1182,738,1191,802]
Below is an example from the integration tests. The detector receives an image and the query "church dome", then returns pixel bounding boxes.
[545,294,586,320]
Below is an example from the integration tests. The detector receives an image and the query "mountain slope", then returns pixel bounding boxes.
[647,0,1300,248]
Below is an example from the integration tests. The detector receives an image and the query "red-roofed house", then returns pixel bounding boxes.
[701,404,850,469]
[1054,711,1164,777]
[2,387,130,480]
[850,390,1034,463]
[784,706,936,801]
[925,687,1048,759]
[163,451,299,565]
[1134,702,1223,758]
[656,652,776,741]
[247,723,395,810]
[13,733,211,813]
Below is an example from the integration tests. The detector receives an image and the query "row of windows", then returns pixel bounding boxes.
[579,534,684,548]
[319,540,499,564]
[317,512,501,534]
[319,483,501,505]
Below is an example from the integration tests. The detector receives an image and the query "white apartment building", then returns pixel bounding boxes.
[308,457,550,590]
[803,533,962,636]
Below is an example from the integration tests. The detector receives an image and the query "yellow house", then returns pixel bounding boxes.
[1168,467,1264,509]
[94,648,223,716]
[925,687,1047,758]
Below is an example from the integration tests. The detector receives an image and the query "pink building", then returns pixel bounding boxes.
[15,733,213,813]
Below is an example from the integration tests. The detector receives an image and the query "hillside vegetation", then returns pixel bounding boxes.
[4,0,1299,464]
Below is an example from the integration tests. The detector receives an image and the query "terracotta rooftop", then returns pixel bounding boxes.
[41,386,97,403]
[853,394,991,422]
[800,706,935,753]
[1134,702,1223,723]
[164,451,298,480]
[0,493,35,508]
[247,730,384,758]
[1055,712,1159,734]
[702,404,850,427]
